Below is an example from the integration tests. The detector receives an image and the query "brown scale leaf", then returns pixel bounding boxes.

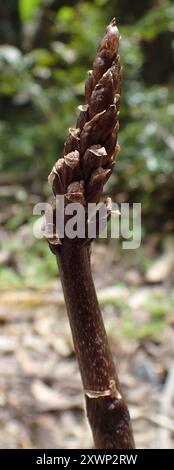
[66,181,85,205]
[86,168,111,203]
[48,169,65,196]
[111,56,121,94]
[80,110,106,155]
[85,71,96,103]
[89,70,115,118]
[80,105,117,155]
[76,105,89,130]
[104,135,120,163]
[64,128,80,155]
[64,150,80,169]
[48,159,65,195]
[82,145,107,179]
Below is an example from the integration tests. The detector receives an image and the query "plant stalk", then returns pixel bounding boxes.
[56,240,135,449]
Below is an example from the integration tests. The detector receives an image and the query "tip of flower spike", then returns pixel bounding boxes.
[110,18,117,27]
[107,18,120,39]
[96,18,120,62]
[107,17,119,31]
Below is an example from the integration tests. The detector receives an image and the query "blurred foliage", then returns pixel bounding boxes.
[0,0,174,284]
[19,0,44,23]
[0,0,174,227]
[103,286,174,341]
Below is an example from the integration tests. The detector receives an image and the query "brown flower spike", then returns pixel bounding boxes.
[48,18,121,231]
[47,19,135,449]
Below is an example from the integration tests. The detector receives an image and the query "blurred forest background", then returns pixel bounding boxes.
[0,0,174,449]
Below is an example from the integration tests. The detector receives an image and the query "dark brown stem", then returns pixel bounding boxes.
[56,240,135,449]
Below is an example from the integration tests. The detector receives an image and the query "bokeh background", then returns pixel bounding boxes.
[0,0,174,449]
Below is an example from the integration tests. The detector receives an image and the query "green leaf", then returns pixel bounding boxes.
[19,0,42,23]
